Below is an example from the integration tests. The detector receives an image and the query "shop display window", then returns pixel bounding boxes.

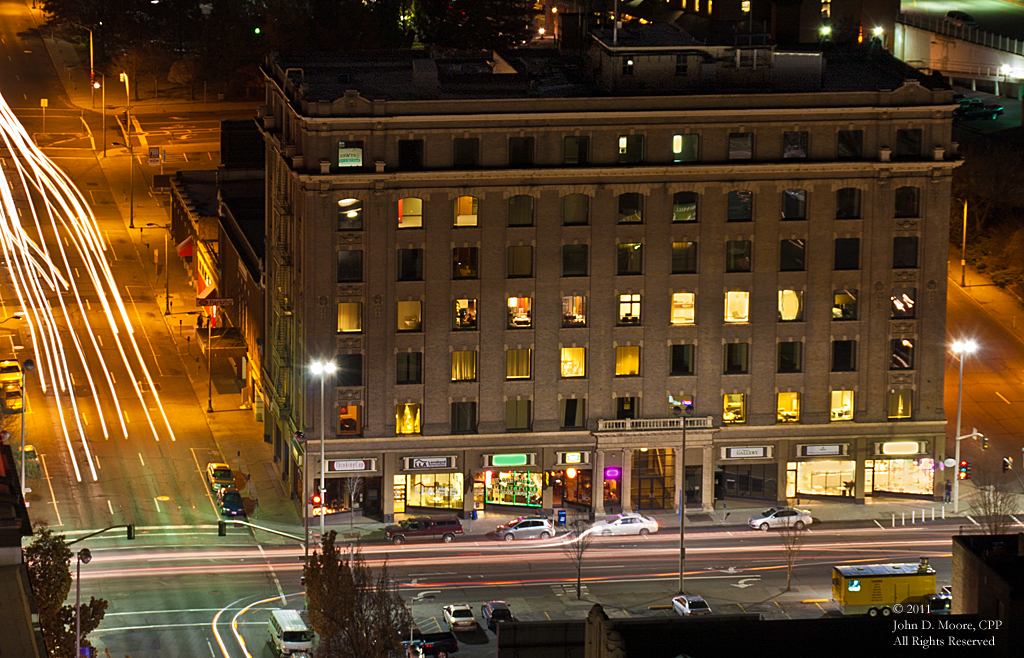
[405,473,465,509]
[562,296,587,327]
[778,290,803,322]
[561,347,586,378]
[795,460,855,497]
[671,292,695,325]
[777,392,800,423]
[725,291,749,323]
[396,403,421,434]
[507,297,532,328]
[723,393,746,423]
[394,475,406,513]
[453,298,478,330]
[551,469,593,507]
[831,390,854,421]
[869,458,934,496]
[486,470,542,507]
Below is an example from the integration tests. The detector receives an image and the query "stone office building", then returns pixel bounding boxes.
[258,24,957,520]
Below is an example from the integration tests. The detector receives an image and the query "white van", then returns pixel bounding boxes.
[268,609,313,655]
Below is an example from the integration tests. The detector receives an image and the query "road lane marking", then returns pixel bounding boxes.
[190,448,222,515]
[96,334,102,347]
[123,410,129,424]
[139,452,145,466]
[874,520,884,529]
[124,286,164,376]
[40,454,63,526]
[81,411,88,425]
[74,267,80,278]
[996,392,1010,404]
[85,299,91,310]
[207,640,215,657]
[154,497,162,513]
[103,231,118,259]
[256,542,287,604]
[108,499,114,515]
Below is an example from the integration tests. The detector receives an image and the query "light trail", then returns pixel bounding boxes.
[0,89,176,482]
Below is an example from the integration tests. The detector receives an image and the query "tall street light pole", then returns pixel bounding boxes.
[145,223,172,314]
[75,547,92,657]
[952,339,977,514]
[92,73,105,157]
[311,361,337,539]
[954,198,968,287]
[119,72,134,229]
[21,358,34,496]
[676,401,694,594]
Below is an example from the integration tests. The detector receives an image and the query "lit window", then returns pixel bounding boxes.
[506,349,532,379]
[672,192,698,222]
[615,346,641,376]
[451,350,477,382]
[337,302,361,333]
[673,134,698,162]
[561,347,586,378]
[778,290,803,322]
[741,0,750,11]
[562,296,587,327]
[618,135,644,163]
[398,197,423,228]
[832,289,857,320]
[888,389,913,419]
[725,291,749,323]
[777,392,800,423]
[723,393,745,423]
[396,403,421,434]
[453,298,478,330]
[454,196,479,226]
[831,390,854,421]
[508,297,532,328]
[891,288,916,319]
[671,292,695,325]
[337,198,363,230]
[397,301,422,332]
[618,294,641,325]
[338,405,361,435]
[617,243,643,275]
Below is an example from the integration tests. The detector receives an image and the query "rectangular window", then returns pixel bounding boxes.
[616,396,637,420]
[398,197,423,228]
[397,248,423,281]
[893,236,919,268]
[671,292,695,325]
[337,302,362,333]
[672,191,698,222]
[618,294,641,325]
[615,346,641,376]
[837,130,863,159]
[777,392,800,423]
[562,296,587,327]
[337,140,363,168]
[621,55,635,76]
[835,188,862,219]
[451,350,477,381]
[723,343,749,374]
[831,390,854,421]
[508,195,534,226]
[560,398,585,429]
[728,132,753,160]
[453,298,478,331]
[891,288,916,319]
[895,129,922,159]
[505,400,532,431]
[834,238,860,270]
[673,134,699,162]
[894,186,920,218]
[337,198,363,230]
[452,247,478,279]
[508,136,534,167]
[396,403,421,434]
[337,354,362,387]
[778,290,803,322]
[560,347,586,378]
[506,349,532,379]
[671,241,698,274]
[727,190,753,221]
[451,401,477,434]
[723,393,746,423]
[778,342,802,373]
[725,291,749,323]
[618,193,643,224]
[337,250,363,282]
[725,240,752,272]
[564,136,590,165]
[617,243,643,275]
[618,135,644,163]
[507,297,532,329]
[397,352,422,385]
[891,338,915,370]
[398,139,424,170]
[779,239,806,271]
[562,194,589,225]
[454,196,478,227]
[782,189,806,220]
[453,137,479,167]
[833,289,858,320]
[397,301,422,332]
[338,404,361,436]
[675,54,688,76]
[782,131,808,159]
[832,340,857,372]
[888,389,913,419]
[507,245,533,278]
[670,344,695,376]
[562,244,588,276]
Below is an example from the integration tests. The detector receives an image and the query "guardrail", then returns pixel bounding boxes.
[900,13,1024,57]
[597,416,714,431]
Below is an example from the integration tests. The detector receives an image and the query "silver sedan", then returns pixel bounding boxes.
[589,513,659,536]
[747,507,813,531]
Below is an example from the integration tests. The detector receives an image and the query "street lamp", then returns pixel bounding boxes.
[92,73,105,158]
[311,360,337,539]
[675,400,694,594]
[145,223,172,315]
[954,198,968,287]
[75,547,92,657]
[73,24,94,107]
[21,358,34,496]
[952,340,977,514]
[119,72,134,229]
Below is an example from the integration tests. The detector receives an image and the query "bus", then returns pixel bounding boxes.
[831,557,937,616]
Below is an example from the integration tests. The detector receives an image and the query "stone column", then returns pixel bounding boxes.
[382,453,396,521]
[702,445,715,511]
[592,449,606,516]
[620,449,632,512]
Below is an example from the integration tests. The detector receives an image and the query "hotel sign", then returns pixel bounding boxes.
[404,456,455,470]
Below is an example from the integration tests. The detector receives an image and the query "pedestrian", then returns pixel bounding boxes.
[944,480,952,503]
[196,314,204,331]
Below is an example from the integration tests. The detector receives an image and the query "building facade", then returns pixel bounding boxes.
[259,30,956,520]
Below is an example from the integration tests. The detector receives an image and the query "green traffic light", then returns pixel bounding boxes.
[254,27,261,35]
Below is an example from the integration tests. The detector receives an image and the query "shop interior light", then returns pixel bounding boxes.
[485,470,492,486]
[605,467,621,478]
[882,441,919,456]
[566,468,577,479]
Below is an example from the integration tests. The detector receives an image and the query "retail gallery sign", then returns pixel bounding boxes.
[328,459,376,473]
[404,456,455,470]
[722,446,773,459]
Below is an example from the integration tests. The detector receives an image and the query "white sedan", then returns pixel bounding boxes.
[442,604,478,631]
[672,594,712,616]
[747,507,813,531]
[590,513,659,536]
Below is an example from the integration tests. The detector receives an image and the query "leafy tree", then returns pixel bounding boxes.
[560,519,594,600]
[24,525,109,658]
[952,141,1024,235]
[304,531,411,658]
[414,0,536,51]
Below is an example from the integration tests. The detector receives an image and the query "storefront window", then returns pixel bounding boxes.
[396,403,421,434]
[723,394,746,423]
[405,473,465,509]
[551,469,592,507]
[632,449,676,510]
[721,463,777,500]
[795,460,855,497]
[394,475,406,513]
[485,470,542,507]
[777,392,799,423]
[869,459,934,495]
[831,390,854,421]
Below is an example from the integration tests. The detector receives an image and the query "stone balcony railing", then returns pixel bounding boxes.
[596,416,714,432]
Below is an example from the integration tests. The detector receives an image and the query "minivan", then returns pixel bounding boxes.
[268,609,313,655]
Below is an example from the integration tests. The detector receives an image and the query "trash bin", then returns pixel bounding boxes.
[384,514,393,524]
[557,509,567,526]
[471,509,478,520]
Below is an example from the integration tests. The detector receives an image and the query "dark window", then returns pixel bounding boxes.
[562,244,588,276]
[562,194,589,225]
[617,243,643,275]
[726,240,752,272]
[675,54,688,76]
[729,132,753,160]
[893,236,919,268]
[832,340,857,372]
[895,129,922,159]
[615,396,637,420]
[727,190,753,221]
[337,198,363,230]
[508,137,534,167]
[778,342,802,373]
[672,191,698,222]
[618,193,643,223]
[891,339,915,370]
[508,195,534,226]
[834,238,860,270]
[564,136,589,165]
[337,354,362,386]
[452,247,478,279]
[894,186,920,218]
[618,135,644,163]
[672,241,698,274]
[724,343,749,374]
[783,131,808,159]
[398,139,423,170]
[837,130,863,159]
[779,239,806,271]
[396,352,422,385]
[836,188,862,219]
[453,137,479,167]
[397,249,423,281]
[621,55,635,75]
[670,344,695,376]
[891,288,916,318]
[507,246,533,278]
[451,401,477,434]
[833,289,858,320]
[505,400,531,431]
[337,250,363,282]
[560,398,585,428]
[782,189,806,220]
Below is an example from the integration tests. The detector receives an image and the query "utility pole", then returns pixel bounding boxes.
[676,401,694,594]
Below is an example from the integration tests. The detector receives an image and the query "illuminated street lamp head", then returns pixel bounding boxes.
[820,25,832,37]
[311,361,337,376]
[119,72,127,82]
[1001,64,1012,75]
[872,26,884,37]
[952,340,978,354]
[92,81,100,89]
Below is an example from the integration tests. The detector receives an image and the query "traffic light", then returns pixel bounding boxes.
[982,436,989,450]
[958,460,971,480]
[1004,457,1014,473]
[311,493,323,506]
[218,520,227,536]
[126,524,135,540]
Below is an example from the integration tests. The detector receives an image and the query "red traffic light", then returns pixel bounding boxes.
[311,493,322,506]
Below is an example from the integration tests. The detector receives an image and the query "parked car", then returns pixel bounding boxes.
[481,600,517,631]
[925,593,952,615]
[953,104,1000,121]
[495,516,554,541]
[217,488,246,517]
[944,10,978,28]
[0,360,21,385]
[206,462,235,491]
[590,513,659,536]
[403,630,459,657]
[442,604,478,632]
[384,517,464,544]
[747,507,813,531]
[672,594,712,616]
[3,384,23,412]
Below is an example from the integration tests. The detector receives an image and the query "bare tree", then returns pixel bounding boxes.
[561,519,595,600]
[968,466,1021,535]
[343,476,364,530]
[777,522,807,592]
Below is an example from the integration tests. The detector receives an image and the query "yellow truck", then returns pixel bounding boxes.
[832,557,936,616]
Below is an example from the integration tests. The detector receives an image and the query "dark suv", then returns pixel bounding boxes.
[385,517,464,544]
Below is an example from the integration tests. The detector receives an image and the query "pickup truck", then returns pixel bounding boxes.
[385,517,464,544]
[403,630,458,657]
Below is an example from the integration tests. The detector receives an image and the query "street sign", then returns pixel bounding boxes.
[148,146,159,166]
[39,98,48,108]
[196,298,234,307]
